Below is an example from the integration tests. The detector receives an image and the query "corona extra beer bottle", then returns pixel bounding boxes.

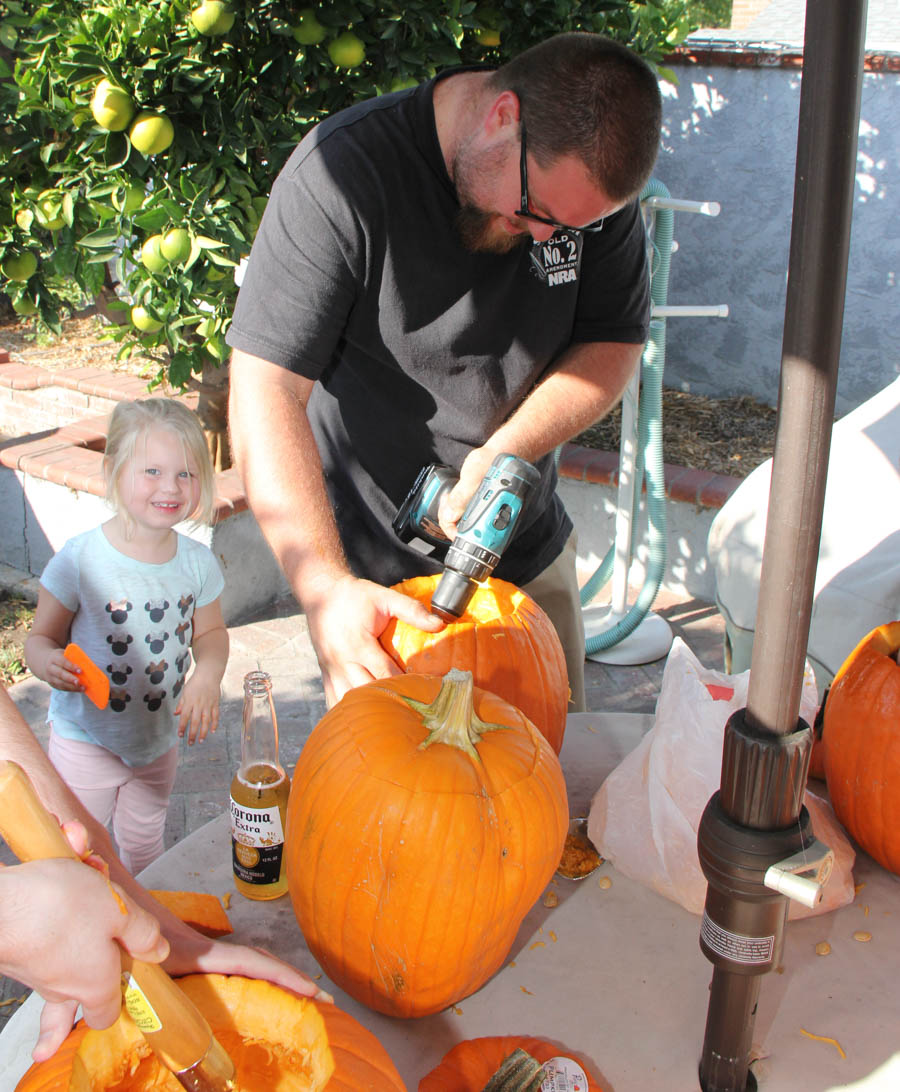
[229,670,290,899]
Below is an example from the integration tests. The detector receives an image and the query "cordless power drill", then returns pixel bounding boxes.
[392,452,540,620]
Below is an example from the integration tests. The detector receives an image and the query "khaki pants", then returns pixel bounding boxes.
[522,531,586,712]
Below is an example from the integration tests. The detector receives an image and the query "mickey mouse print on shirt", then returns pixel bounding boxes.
[99,589,195,716]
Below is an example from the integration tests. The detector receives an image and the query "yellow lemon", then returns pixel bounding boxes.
[35,192,66,230]
[131,305,164,333]
[160,228,192,263]
[12,296,39,316]
[2,251,38,281]
[190,1,235,35]
[129,112,175,156]
[91,78,135,132]
[475,27,501,47]
[327,31,365,68]
[112,184,145,215]
[292,9,326,44]
[141,235,169,273]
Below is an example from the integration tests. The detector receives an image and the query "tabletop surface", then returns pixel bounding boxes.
[4,712,899,1091]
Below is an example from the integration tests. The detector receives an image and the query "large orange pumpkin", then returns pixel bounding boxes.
[823,620,900,875]
[380,575,569,753]
[15,975,403,1091]
[287,669,568,1019]
[419,1035,604,1091]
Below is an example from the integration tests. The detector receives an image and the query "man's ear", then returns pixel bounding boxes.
[483,89,521,136]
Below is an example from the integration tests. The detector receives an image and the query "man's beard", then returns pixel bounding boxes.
[451,137,529,255]
[454,206,529,254]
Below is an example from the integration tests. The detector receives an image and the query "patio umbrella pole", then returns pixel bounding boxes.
[695,2,868,1089]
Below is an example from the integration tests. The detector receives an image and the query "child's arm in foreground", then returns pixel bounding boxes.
[0,822,169,1034]
[24,588,80,693]
[0,685,329,1062]
[176,598,229,744]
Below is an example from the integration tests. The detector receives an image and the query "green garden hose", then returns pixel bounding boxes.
[581,178,673,653]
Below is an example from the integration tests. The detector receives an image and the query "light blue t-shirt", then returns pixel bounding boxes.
[41,526,225,766]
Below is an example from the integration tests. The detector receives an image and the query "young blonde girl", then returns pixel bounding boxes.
[25,398,229,874]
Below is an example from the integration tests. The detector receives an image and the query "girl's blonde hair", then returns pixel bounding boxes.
[104,398,216,527]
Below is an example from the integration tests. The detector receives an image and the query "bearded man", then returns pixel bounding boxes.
[227,33,662,710]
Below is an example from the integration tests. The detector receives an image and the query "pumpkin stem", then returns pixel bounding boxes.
[481,1048,546,1091]
[404,668,506,761]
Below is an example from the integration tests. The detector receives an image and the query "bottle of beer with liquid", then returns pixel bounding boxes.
[229,670,290,900]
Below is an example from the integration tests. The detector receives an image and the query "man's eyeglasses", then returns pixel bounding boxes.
[516,120,605,235]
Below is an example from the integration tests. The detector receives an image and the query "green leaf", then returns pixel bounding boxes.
[194,235,228,251]
[77,227,122,248]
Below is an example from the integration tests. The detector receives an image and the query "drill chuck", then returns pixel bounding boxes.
[393,453,540,620]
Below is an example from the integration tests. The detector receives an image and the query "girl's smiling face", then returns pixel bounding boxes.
[116,425,201,534]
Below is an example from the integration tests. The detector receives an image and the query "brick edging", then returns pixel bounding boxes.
[556,442,741,510]
[0,360,743,517]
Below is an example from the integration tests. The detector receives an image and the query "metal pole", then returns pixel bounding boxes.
[744,0,869,738]
[697,3,868,1089]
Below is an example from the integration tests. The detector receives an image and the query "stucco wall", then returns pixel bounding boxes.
[653,60,898,416]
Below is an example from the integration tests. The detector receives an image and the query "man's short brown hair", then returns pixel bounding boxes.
[488,32,663,201]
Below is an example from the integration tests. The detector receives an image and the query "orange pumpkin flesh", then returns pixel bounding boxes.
[148,889,233,937]
[16,975,334,1092]
[419,1035,604,1091]
[14,1025,88,1092]
[381,575,569,753]
[823,621,900,875]
[287,669,569,1019]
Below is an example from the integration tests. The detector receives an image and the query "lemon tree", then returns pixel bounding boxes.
[0,0,712,465]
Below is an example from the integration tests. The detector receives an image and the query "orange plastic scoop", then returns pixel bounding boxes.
[64,643,110,709]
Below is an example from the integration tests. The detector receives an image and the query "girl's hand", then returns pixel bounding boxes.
[43,648,85,693]
[24,587,77,692]
[157,915,332,1005]
[175,671,220,745]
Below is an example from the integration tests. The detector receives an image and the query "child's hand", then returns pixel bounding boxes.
[43,648,87,693]
[175,672,220,745]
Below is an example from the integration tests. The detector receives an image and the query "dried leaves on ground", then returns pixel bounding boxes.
[0,593,33,688]
[0,310,149,377]
[574,389,777,479]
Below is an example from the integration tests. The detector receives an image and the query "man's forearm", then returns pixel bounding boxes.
[488,341,643,460]
[228,350,350,608]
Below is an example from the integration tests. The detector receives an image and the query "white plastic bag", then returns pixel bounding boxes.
[587,638,855,919]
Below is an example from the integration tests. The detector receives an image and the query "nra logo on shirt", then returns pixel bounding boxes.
[529,231,582,287]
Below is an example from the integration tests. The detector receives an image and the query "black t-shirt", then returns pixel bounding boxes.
[227,71,650,587]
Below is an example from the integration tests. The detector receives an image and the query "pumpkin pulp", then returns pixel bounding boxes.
[16,975,334,1092]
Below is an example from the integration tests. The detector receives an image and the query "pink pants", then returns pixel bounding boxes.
[48,730,178,876]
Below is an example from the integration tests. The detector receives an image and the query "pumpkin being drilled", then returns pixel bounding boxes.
[823,620,900,875]
[287,669,568,1018]
[381,575,569,752]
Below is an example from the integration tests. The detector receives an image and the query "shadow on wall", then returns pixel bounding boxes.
[0,463,56,576]
[655,60,898,416]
